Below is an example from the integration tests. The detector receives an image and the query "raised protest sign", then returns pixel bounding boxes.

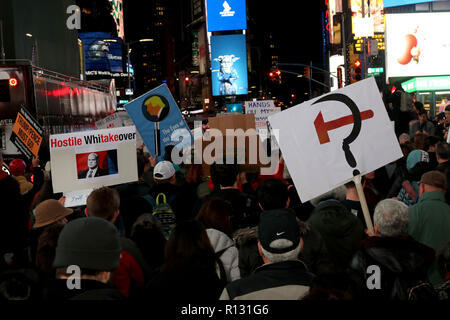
[10,107,43,159]
[125,84,192,161]
[63,188,93,208]
[244,100,280,134]
[268,77,403,203]
[50,126,138,193]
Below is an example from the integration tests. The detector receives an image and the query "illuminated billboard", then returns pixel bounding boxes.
[383,1,437,7]
[211,34,248,96]
[206,0,247,32]
[385,12,450,78]
[351,0,384,34]
[79,32,123,73]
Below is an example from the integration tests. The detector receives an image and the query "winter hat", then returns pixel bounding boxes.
[406,150,429,171]
[153,160,176,180]
[33,199,73,229]
[258,209,300,254]
[9,159,26,176]
[53,217,121,271]
[420,170,447,190]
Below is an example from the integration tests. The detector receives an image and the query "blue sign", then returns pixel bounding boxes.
[206,0,247,32]
[226,103,243,113]
[125,84,193,162]
[79,32,123,72]
[383,0,436,7]
[211,34,248,96]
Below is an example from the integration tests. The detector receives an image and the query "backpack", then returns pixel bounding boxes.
[400,91,413,112]
[141,193,178,239]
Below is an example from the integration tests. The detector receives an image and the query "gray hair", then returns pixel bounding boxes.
[310,185,347,207]
[260,241,301,263]
[373,199,409,237]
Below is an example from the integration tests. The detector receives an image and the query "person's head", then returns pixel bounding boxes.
[418,109,428,124]
[406,149,429,172]
[162,220,216,272]
[87,153,99,170]
[310,185,347,207]
[35,223,65,274]
[413,101,425,115]
[53,217,121,284]
[256,178,289,211]
[33,199,73,229]
[257,209,303,264]
[419,170,447,196]
[210,162,239,188]
[153,160,176,184]
[437,240,450,277]
[373,199,409,237]
[436,142,450,163]
[196,197,232,236]
[8,158,26,176]
[398,133,410,145]
[437,112,446,125]
[414,132,427,150]
[424,135,440,153]
[445,105,450,124]
[85,187,120,223]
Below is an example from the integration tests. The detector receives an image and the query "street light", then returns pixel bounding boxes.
[26,33,38,66]
[126,38,154,97]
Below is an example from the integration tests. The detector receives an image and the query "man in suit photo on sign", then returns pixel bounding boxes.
[78,152,109,179]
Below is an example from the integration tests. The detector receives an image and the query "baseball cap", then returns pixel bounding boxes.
[420,171,447,190]
[406,150,429,171]
[153,160,176,180]
[258,209,300,254]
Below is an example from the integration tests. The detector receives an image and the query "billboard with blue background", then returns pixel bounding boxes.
[206,0,247,32]
[125,84,193,162]
[211,34,248,96]
[383,0,437,7]
[79,32,123,72]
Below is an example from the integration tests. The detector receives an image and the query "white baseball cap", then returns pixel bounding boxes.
[153,161,176,180]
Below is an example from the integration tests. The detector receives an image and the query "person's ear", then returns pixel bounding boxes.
[111,210,119,223]
[257,241,265,259]
[170,174,176,184]
[84,207,88,217]
[419,183,425,196]
[258,203,264,211]
[286,197,290,208]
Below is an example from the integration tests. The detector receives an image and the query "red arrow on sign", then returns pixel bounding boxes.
[314,109,374,144]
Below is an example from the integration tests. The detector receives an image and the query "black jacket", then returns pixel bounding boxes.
[350,235,437,300]
[43,279,124,301]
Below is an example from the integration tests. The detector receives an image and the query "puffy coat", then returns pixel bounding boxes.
[206,228,240,282]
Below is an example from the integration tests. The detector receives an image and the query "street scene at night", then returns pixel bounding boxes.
[1,0,450,314]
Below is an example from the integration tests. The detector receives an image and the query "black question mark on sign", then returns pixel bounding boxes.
[312,93,361,177]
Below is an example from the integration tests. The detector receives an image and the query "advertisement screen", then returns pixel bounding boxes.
[383,1,436,7]
[386,12,450,78]
[79,32,123,73]
[211,34,248,96]
[351,0,384,34]
[206,0,247,32]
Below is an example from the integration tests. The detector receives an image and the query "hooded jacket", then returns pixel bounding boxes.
[350,235,436,300]
[307,200,365,272]
[206,228,240,282]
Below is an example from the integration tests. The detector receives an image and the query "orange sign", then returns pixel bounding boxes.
[12,110,43,157]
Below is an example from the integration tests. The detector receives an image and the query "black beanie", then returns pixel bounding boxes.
[53,217,121,271]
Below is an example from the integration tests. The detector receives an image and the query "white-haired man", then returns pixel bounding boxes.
[220,208,315,300]
[350,199,436,300]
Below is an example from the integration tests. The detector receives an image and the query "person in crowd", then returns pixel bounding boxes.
[196,197,240,282]
[436,240,450,300]
[350,199,437,300]
[387,141,415,198]
[434,112,447,141]
[396,149,432,206]
[282,166,315,222]
[424,135,441,170]
[398,133,410,145]
[77,152,108,179]
[9,158,33,195]
[234,179,332,278]
[130,214,167,275]
[414,132,428,151]
[85,187,150,299]
[408,171,450,286]
[307,186,365,272]
[435,142,450,204]
[44,217,124,300]
[220,209,315,300]
[410,109,436,138]
[146,220,225,301]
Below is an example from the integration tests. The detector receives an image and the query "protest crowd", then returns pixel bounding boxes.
[1,87,450,303]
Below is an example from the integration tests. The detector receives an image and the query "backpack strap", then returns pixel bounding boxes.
[155,193,167,205]
[141,194,156,208]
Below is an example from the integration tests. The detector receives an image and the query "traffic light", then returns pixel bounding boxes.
[269,69,281,83]
[9,77,18,87]
[185,76,190,83]
[304,67,310,78]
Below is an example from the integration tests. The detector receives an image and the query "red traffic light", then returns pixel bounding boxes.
[269,72,274,77]
[185,76,190,82]
[275,70,281,76]
[9,78,18,87]
[354,60,361,68]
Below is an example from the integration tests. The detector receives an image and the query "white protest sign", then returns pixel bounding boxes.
[268,77,403,203]
[63,188,93,207]
[245,100,280,134]
[50,126,138,193]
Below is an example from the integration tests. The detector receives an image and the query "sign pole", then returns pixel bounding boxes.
[353,174,375,235]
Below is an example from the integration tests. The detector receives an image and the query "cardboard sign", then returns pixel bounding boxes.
[50,126,138,193]
[268,77,403,203]
[125,84,193,161]
[10,107,43,158]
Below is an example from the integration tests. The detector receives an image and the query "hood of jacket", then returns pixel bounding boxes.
[206,228,235,253]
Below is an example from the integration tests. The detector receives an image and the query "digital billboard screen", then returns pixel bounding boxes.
[383,1,436,7]
[211,34,248,96]
[79,32,123,73]
[206,0,247,32]
[385,12,450,78]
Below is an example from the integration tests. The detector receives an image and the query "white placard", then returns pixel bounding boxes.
[50,126,138,193]
[268,77,403,203]
[64,188,93,207]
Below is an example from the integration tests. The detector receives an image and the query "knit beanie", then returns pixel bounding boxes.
[53,217,121,271]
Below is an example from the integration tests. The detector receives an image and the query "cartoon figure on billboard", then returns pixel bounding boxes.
[214,55,239,95]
